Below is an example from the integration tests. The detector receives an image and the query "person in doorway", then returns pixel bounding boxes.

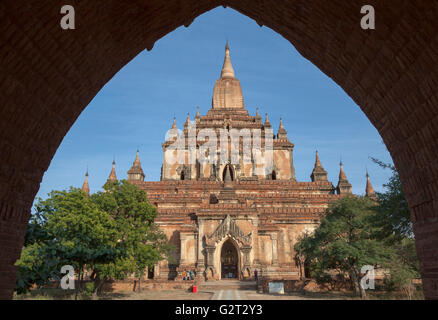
[254,269,258,282]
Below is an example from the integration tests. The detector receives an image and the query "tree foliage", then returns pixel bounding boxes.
[295,196,394,298]
[90,180,174,293]
[370,157,412,239]
[15,180,175,298]
[295,158,421,299]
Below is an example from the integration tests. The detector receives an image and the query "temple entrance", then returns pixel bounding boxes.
[220,239,238,279]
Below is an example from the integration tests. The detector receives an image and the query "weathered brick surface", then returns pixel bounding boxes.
[1,0,438,299]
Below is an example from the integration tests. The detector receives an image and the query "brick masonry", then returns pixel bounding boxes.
[0,0,438,299]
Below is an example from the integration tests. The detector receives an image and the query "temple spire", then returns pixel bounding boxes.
[255,108,261,122]
[134,150,141,167]
[184,112,191,129]
[108,158,117,181]
[127,150,145,182]
[339,161,347,181]
[167,117,178,142]
[365,170,376,197]
[264,113,271,128]
[195,107,200,121]
[310,150,328,182]
[82,169,90,196]
[212,42,244,109]
[221,42,235,78]
[277,117,287,139]
[315,151,322,167]
[336,160,352,195]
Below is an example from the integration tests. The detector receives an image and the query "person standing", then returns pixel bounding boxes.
[254,269,258,282]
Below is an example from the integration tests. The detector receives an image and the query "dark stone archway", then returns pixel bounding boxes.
[1,0,438,299]
[221,239,239,279]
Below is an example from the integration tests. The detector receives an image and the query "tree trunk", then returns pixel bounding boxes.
[350,269,366,299]
[92,278,101,300]
[75,268,81,301]
[92,275,106,300]
[138,277,141,292]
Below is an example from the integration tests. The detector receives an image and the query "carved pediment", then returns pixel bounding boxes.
[208,215,252,245]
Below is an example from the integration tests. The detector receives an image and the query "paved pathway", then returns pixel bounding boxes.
[211,289,248,300]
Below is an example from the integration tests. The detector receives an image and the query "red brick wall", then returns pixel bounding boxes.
[1,0,438,299]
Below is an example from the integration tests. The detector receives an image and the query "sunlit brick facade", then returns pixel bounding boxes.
[118,45,371,281]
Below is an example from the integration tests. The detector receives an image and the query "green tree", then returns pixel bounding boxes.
[384,238,420,299]
[15,182,175,299]
[15,188,120,299]
[15,211,61,294]
[295,196,394,299]
[370,158,420,298]
[91,180,175,293]
[370,157,411,238]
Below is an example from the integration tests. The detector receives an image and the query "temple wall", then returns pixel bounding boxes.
[202,163,211,179]
[275,223,318,265]
[274,149,293,180]
[258,235,273,265]
[184,235,197,265]
[162,145,295,181]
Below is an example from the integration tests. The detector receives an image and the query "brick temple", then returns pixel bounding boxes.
[84,44,375,282]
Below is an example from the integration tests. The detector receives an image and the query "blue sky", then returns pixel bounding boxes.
[34,7,393,204]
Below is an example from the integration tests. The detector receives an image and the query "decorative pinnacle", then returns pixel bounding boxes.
[221,42,235,78]
[339,160,348,181]
[315,150,322,167]
[255,108,261,119]
[366,170,375,196]
[264,113,271,127]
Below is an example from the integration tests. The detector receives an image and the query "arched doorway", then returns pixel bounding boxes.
[220,239,238,279]
[222,164,234,181]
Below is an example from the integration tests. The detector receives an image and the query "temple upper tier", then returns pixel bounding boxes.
[212,43,245,109]
[160,44,296,182]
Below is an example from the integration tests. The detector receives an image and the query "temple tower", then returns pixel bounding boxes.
[336,161,352,195]
[127,150,145,182]
[160,43,295,182]
[212,43,245,110]
[365,170,376,198]
[107,159,117,182]
[310,151,328,182]
[82,169,90,196]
